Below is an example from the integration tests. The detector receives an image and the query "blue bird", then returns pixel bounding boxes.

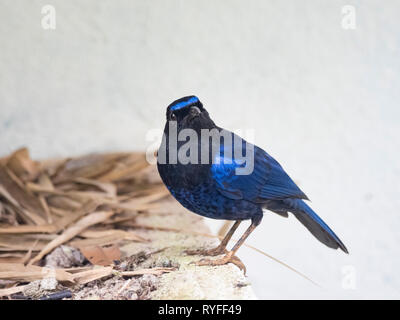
[157,96,348,270]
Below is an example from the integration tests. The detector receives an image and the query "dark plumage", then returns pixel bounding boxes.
[157,96,348,270]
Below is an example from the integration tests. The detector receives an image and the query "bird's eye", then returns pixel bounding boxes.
[171,113,177,120]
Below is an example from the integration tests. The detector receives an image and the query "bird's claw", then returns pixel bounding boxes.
[190,252,246,274]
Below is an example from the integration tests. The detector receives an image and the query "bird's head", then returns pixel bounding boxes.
[165,96,215,131]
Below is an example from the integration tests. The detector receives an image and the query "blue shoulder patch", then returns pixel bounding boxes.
[170,96,199,111]
[211,154,246,200]
[210,144,308,202]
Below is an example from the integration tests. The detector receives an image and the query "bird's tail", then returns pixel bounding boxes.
[286,199,348,253]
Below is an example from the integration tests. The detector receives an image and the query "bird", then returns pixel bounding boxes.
[157,95,348,271]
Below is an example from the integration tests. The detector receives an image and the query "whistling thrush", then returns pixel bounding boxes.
[157,96,348,270]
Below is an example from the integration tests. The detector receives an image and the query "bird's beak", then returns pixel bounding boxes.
[189,106,201,119]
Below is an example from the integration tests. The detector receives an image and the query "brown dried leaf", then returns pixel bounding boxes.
[116,187,169,210]
[63,191,116,203]
[96,164,141,183]
[73,177,117,197]
[54,200,101,231]
[0,168,47,225]
[80,245,121,266]
[0,224,56,234]
[0,255,25,263]
[0,203,18,226]
[29,210,115,264]
[0,235,48,251]
[5,148,39,182]
[52,153,126,184]
[0,252,25,258]
[49,206,70,218]
[61,266,92,273]
[0,263,75,283]
[79,229,146,242]
[20,239,39,264]
[47,195,82,210]
[68,229,146,248]
[100,211,139,225]
[72,266,113,285]
[25,182,57,193]
[39,158,68,177]
[68,235,124,248]
[0,285,29,297]
[38,173,54,190]
[38,195,52,224]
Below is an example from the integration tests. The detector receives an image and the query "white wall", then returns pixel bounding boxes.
[1,0,399,298]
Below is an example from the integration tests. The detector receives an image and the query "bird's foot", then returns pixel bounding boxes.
[191,252,246,274]
[185,245,227,257]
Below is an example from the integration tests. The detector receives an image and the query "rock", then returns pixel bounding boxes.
[22,277,59,299]
[71,275,156,300]
[151,265,256,300]
[40,277,58,291]
[45,245,86,268]
[23,280,41,298]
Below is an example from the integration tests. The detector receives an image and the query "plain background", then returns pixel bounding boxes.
[1,0,399,299]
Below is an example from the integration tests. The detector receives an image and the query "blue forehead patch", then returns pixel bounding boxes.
[170,96,199,111]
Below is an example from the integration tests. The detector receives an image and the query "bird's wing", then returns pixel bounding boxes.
[211,144,308,202]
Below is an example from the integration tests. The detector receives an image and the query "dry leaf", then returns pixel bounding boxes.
[0,263,75,283]
[38,195,52,223]
[61,266,92,273]
[0,224,56,234]
[80,245,121,266]
[47,195,82,210]
[0,256,25,263]
[20,239,39,264]
[54,200,101,231]
[0,285,29,297]
[73,178,117,197]
[97,155,149,182]
[29,210,115,264]
[39,158,68,177]
[25,182,57,193]
[72,266,113,285]
[0,168,47,225]
[49,206,71,218]
[79,229,147,242]
[53,153,126,184]
[5,148,39,182]
[0,235,49,251]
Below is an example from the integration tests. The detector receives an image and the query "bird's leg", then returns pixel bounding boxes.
[185,220,241,256]
[193,218,260,273]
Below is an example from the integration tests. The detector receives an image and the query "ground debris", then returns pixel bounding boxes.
[71,274,160,300]
[21,277,66,299]
[0,148,254,300]
[117,251,151,271]
[45,245,86,268]
[116,248,180,272]
[0,148,174,299]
